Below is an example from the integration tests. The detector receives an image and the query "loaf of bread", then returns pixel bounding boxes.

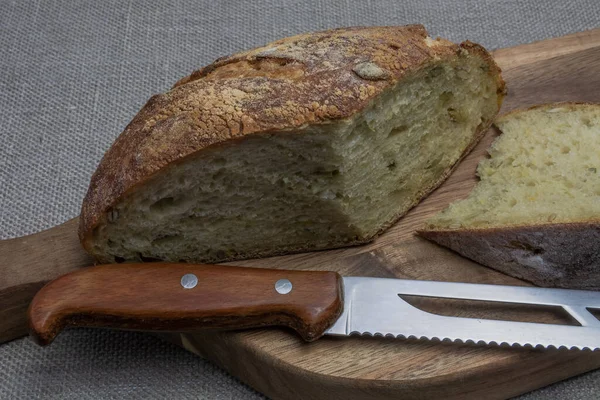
[420,103,600,289]
[79,25,505,264]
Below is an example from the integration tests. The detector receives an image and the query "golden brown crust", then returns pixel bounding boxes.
[418,222,600,289]
[79,25,505,255]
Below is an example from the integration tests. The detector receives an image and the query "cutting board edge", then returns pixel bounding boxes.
[174,332,600,400]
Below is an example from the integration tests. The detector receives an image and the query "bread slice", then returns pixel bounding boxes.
[79,25,505,264]
[420,103,600,289]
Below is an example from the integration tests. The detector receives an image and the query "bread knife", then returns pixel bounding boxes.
[28,263,600,350]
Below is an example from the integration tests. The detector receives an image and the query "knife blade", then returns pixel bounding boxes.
[28,263,600,350]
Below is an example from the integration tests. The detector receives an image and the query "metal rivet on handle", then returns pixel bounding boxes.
[275,279,292,294]
[181,273,198,289]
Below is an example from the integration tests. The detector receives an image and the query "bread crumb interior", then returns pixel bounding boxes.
[426,104,600,230]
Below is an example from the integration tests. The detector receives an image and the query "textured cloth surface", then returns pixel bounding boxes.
[0,0,598,398]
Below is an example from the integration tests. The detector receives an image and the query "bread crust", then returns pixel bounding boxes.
[419,222,600,289]
[79,25,505,259]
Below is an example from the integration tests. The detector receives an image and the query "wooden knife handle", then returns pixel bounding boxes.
[28,263,344,345]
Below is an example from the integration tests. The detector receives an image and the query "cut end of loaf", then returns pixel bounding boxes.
[79,27,504,264]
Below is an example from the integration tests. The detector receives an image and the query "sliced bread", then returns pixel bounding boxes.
[79,25,505,264]
[420,103,600,289]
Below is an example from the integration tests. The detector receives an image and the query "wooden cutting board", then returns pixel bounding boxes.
[1,28,600,400]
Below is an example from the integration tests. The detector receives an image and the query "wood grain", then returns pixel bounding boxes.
[28,263,343,345]
[1,27,600,400]
[0,219,92,342]
[493,28,600,71]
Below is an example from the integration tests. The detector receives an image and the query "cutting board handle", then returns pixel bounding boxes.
[28,263,344,345]
[0,218,93,343]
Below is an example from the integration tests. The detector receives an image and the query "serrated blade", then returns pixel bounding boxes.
[325,277,600,350]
